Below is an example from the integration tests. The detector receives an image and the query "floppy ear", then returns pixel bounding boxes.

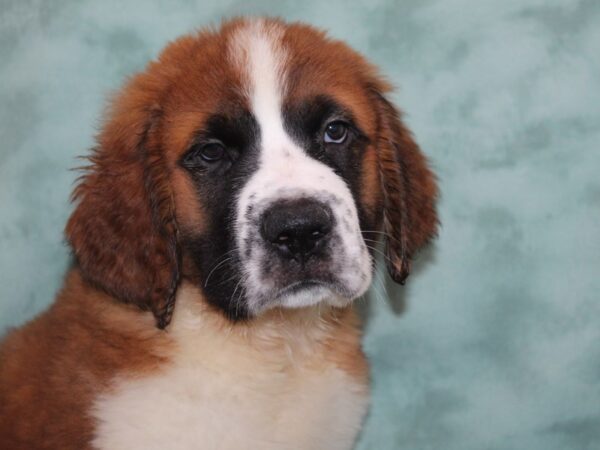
[372,90,438,284]
[65,74,180,329]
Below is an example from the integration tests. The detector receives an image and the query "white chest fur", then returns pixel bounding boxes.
[91,285,369,450]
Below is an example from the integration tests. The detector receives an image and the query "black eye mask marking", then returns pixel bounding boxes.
[179,109,260,320]
[180,112,259,175]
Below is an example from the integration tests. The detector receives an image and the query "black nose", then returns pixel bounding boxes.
[260,199,333,262]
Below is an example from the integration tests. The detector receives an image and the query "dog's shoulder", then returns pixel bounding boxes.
[0,271,170,449]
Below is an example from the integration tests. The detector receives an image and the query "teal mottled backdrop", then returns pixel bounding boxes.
[1,1,599,448]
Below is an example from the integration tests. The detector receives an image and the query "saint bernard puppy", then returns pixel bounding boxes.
[0,17,437,450]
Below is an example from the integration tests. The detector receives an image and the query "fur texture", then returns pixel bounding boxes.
[0,17,437,449]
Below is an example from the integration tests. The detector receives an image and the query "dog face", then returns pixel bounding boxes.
[66,18,438,328]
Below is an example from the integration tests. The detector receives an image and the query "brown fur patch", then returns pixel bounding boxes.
[282,21,380,134]
[322,308,370,382]
[360,143,384,225]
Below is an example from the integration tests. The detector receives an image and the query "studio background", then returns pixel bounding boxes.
[1,1,599,449]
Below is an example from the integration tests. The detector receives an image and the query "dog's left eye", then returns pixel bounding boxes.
[324,121,348,144]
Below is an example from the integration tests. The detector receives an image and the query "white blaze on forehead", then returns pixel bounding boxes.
[228,20,372,311]
[229,19,289,158]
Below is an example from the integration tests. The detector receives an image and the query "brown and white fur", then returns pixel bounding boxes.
[0,17,438,450]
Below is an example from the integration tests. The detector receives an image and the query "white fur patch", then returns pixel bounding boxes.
[229,19,372,314]
[91,285,368,450]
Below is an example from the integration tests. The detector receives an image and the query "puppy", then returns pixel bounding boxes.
[0,17,437,450]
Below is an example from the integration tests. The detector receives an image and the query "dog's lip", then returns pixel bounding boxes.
[274,279,353,300]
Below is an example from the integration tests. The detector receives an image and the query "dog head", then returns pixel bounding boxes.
[66,18,438,328]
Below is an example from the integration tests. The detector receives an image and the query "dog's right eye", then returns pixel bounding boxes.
[183,141,226,167]
[198,143,225,162]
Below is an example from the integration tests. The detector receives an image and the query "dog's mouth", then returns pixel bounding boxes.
[264,277,358,310]
[275,279,351,300]
[276,280,324,297]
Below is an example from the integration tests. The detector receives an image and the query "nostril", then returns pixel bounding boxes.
[309,227,328,240]
[277,233,290,243]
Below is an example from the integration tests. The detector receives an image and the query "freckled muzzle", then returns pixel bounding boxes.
[238,187,372,313]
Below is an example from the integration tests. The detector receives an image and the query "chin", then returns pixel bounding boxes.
[272,282,358,310]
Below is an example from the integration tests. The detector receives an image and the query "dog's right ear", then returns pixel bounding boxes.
[66,72,180,329]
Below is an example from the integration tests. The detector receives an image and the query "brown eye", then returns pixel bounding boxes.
[182,141,227,168]
[324,121,348,144]
[199,142,225,162]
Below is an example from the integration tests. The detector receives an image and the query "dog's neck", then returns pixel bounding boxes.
[168,282,351,363]
[62,270,359,369]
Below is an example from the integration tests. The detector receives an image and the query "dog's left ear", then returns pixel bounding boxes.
[371,88,439,284]
[66,73,180,329]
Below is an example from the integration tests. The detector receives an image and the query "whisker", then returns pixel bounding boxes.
[365,264,389,305]
[364,243,394,266]
[203,249,238,287]
[204,257,233,287]
[214,270,242,287]
[361,230,402,244]
[234,283,247,315]
[229,277,244,308]
[229,272,250,319]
